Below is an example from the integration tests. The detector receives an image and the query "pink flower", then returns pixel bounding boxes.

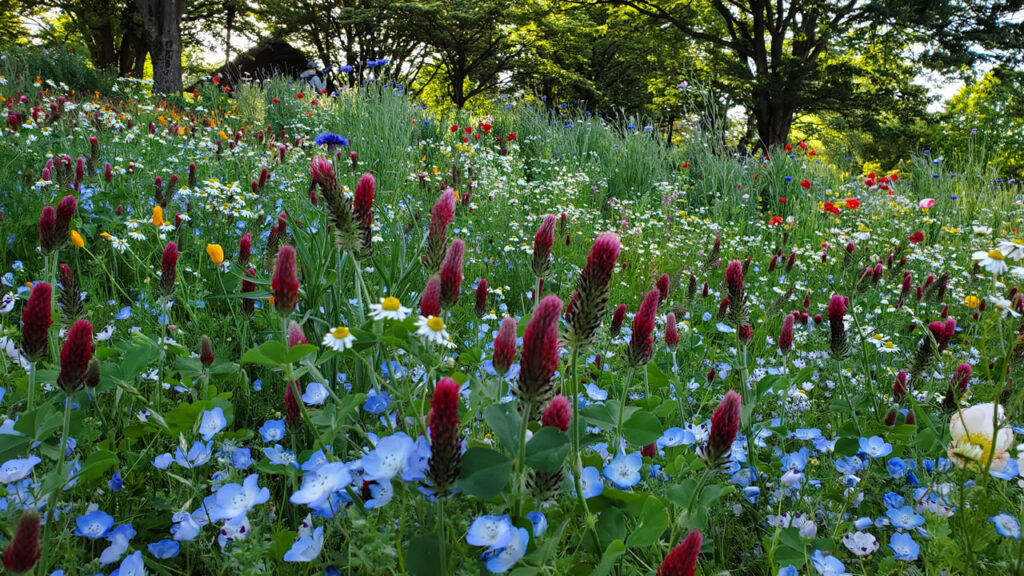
[918,198,935,210]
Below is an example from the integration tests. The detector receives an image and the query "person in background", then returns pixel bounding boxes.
[300,62,326,93]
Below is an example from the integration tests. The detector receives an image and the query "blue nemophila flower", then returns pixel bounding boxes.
[104,470,123,493]
[149,539,180,559]
[990,513,1021,539]
[110,550,144,576]
[792,428,823,441]
[887,457,906,478]
[290,462,352,508]
[526,511,547,537]
[171,511,203,541]
[742,486,760,503]
[0,455,42,483]
[284,525,325,562]
[889,532,919,561]
[365,479,394,509]
[231,448,252,470]
[578,466,603,499]
[467,515,514,548]
[584,383,608,401]
[482,527,529,573]
[883,492,905,509]
[886,506,925,530]
[259,419,286,442]
[603,452,642,489]
[811,550,851,575]
[302,382,329,405]
[363,389,391,414]
[781,447,809,471]
[854,517,873,530]
[778,566,798,576]
[659,427,696,448]
[858,436,892,458]
[314,133,349,147]
[152,453,173,470]
[991,457,1019,481]
[99,523,136,566]
[363,432,415,481]
[208,473,270,522]
[264,444,298,468]
[402,435,431,482]
[175,441,213,469]
[76,510,116,539]
[198,407,227,441]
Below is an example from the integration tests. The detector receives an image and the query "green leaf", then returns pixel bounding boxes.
[73,450,118,485]
[622,411,662,446]
[173,357,204,379]
[665,478,698,508]
[456,447,512,499]
[595,508,626,548]
[590,540,626,576]
[269,531,298,561]
[484,403,522,455]
[525,427,570,473]
[646,363,670,389]
[286,343,318,364]
[834,436,860,457]
[406,533,442,576]
[913,427,938,451]
[626,497,669,548]
[581,403,615,430]
[240,341,288,367]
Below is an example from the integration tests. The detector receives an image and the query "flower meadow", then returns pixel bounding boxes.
[2,71,1024,576]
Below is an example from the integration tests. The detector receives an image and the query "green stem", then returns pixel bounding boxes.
[436,496,448,574]
[27,361,37,414]
[40,393,74,574]
[614,366,637,446]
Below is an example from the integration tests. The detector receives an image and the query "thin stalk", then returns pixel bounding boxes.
[614,366,637,448]
[27,361,37,413]
[436,496,448,574]
[40,394,74,573]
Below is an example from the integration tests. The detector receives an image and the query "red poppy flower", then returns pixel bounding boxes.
[681,162,690,169]
[779,197,787,204]
[462,137,468,143]
[768,216,783,226]
[450,125,458,133]
[798,141,807,151]
[784,144,793,152]
[464,126,473,134]
[845,198,860,210]
[800,179,811,190]
[296,92,304,99]
[480,123,491,133]
[507,132,517,141]
[909,231,924,244]
[890,173,899,181]
[823,202,841,215]
[864,178,876,187]
[808,150,817,157]
[272,97,280,104]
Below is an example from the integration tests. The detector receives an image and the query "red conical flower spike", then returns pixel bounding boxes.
[20,282,52,361]
[493,317,517,376]
[421,276,442,318]
[541,395,571,432]
[475,278,488,317]
[517,295,562,419]
[627,290,659,366]
[57,319,93,393]
[657,530,702,576]
[440,239,465,308]
[707,391,741,465]
[272,245,299,317]
[2,509,41,574]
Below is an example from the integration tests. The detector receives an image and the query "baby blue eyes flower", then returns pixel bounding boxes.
[886,506,925,530]
[990,513,1021,539]
[858,436,892,458]
[584,383,608,401]
[94,470,116,496]
[231,448,252,470]
[887,457,906,478]
[264,444,298,468]
[854,517,874,531]
[365,479,394,509]
[284,526,325,562]
[659,427,696,448]
[198,407,227,441]
[208,473,270,522]
[171,511,203,541]
[483,527,529,573]
[362,432,415,481]
[778,566,798,576]
[603,452,642,489]
[259,419,286,442]
[152,453,173,470]
[302,382,329,405]
[99,523,136,566]
[175,441,213,469]
[0,455,42,483]
[363,389,391,414]
[290,462,352,508]
[76,510,116,539]
[110,550,144,576]
[526,511,547,537]
[148,539,180,559]
[467,515,514,548]
[579,466,603,499]
[883,492,905,509]
[889,532,920,561]
[811,550,851,576]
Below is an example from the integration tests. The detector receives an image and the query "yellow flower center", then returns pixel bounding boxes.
[381,297,401,311]
[427,316,445,332]
[884,342,896,349]
[988,249,1005,261]
[332,326,350,339]
[964,432,997,463]
[873,334,883,341]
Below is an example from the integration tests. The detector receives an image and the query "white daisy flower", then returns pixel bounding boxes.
[322,326,355,351]
[972,248,1008,274]
[369,297,411,321]
[999,239,1024,261]
[111,237,129,253]
[988,295,1021,318]
[415,315,455,348]
[972,226,992,236]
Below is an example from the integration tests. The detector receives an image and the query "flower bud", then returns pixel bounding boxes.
[271,245,299,317]
[541,395,571,432]
[707,391,741,465]
[1,509,40,574]
[475,278,488,317]
[665,313,680,349]
[199,335,214,366]
[627,290,659,366]
[57,319,93,393]
[493,317,517,376]
[779,313,794,354]
[610,303,627,335]
[421,276,442,318]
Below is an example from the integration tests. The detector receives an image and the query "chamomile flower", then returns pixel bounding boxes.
[322,326,355,351]
[415,315,455,348]
[973,248,1008,274]
[369,297,411,321]
[998,239,1024,261]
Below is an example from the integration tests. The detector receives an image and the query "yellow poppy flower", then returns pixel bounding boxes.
[70,230,84,248]
[152,206,164,227]
[206,243,224,266]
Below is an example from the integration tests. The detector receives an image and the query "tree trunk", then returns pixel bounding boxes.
[224,1,235,67]
[752,87,794,151]
[135,0,185,95]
